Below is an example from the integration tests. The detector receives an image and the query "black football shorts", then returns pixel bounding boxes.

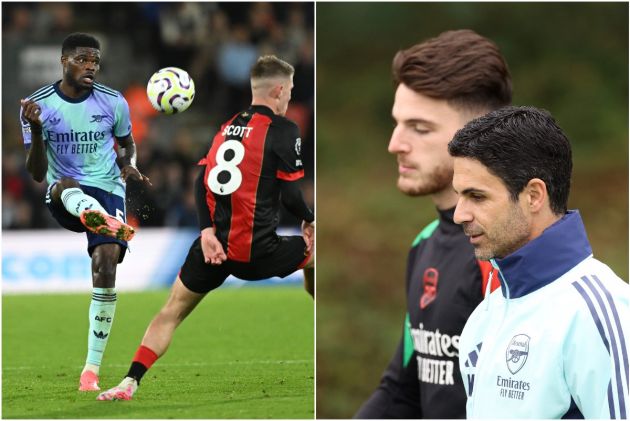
[179,235,310,294]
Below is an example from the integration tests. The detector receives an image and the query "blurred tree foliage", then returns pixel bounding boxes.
[316,3,628,418]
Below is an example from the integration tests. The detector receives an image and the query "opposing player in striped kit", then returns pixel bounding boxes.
[20,33,150,392]
[97,55,314,401]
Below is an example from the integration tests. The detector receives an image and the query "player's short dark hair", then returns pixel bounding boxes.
[251,55,294,79]
[393,29,512,113]
[61,33,100,55]
[448,106,572,215]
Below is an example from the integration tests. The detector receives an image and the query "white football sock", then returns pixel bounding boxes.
[60,187,107,217]
[85,288,117,369]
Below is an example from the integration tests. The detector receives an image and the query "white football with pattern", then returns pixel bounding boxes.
[146,67,195,114]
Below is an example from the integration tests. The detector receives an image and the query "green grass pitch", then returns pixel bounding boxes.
[2,287,314,419]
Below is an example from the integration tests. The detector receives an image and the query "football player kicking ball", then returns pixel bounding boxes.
[20,33,150,392]
[97,55,314,401]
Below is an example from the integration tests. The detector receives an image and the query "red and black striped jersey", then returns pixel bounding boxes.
[197,105,313,262]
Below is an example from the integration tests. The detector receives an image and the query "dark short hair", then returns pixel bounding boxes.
[448,106,572,215]
[250,55,294,79]
[393,29,512,113]
[61,33,100,55]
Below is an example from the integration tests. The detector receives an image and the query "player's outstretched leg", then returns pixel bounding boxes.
[55,180,135,241]
[97,277,205,401]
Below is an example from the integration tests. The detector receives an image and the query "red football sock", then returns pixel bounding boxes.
[126,345,158,384]
[133,345,158,369]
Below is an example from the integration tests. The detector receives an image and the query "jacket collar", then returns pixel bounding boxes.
[491,210,592,298]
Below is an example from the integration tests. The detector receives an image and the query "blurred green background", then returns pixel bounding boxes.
[316,2,628,418]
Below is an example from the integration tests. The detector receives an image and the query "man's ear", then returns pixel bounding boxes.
[525,178,548,212]
[270,84,282,100]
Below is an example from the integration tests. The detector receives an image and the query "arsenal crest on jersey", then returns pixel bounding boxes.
[505,334,530,374]
[419,268,439,309]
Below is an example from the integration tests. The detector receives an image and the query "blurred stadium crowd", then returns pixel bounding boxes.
[2,2,314,230]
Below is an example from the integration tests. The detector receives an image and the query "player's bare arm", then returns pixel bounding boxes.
[21,98,47,182]
[116,134,151,185]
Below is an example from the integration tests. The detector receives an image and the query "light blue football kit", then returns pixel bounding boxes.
[20,80,134,376]
[21,80,131,199]
[459,211,629,419]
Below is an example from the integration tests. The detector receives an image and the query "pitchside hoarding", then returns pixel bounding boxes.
[2,228,304,293]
